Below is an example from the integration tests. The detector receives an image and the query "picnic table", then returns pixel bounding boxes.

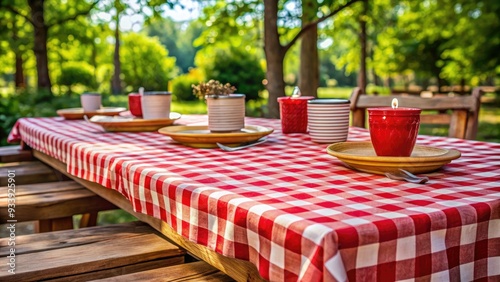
[8,115,500,281]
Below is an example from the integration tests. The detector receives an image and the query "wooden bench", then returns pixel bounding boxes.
[0,221,234,281]
[0,145,34,163]
[350,87,483,139]
[0,181,117,231]
[0,161,59,186]
[0,145,116,231]
[92,260,236,281]
[0,222,185,281]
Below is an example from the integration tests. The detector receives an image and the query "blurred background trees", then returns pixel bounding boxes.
[0,0,498,117]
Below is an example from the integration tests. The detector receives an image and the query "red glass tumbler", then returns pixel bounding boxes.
[368,107,421,156]
[128,93,142,117]
[278,96,314,133]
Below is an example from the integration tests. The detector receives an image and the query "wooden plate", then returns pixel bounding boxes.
[89,113,181,132]
[158,125,274,148]
[57,107,126,120]
[326,142,461,174]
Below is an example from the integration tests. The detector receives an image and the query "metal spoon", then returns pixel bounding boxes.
[385,169,429,184]
[216,139,267,151]
[83,115,91,123]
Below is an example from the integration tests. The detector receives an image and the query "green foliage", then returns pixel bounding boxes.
[373,0,500,87]
[0,89,78,145]
[95,210,137,225]
[58,62,96,93]
[170,68,204,101]
[195,44,265,101]
[121,33,178,92]
[195,0,262,48]
[146,18,204,73]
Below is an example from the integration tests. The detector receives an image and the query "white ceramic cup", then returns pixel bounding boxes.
[141,91,172,119]
[80,93,101,112]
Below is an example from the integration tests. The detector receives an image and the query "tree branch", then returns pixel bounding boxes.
[47,0,99,28]
[283,0,362,53]
[2,5,34,25]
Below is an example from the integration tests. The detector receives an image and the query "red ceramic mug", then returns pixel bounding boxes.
[368,107,421,157]
[128,93,142,117]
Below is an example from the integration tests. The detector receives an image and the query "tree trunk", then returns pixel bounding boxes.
[28,0,52,93]
[264,0,286,118]
[15,54,25,88]
[357,0,368,94]
[299,0,319,98]
[12,18,25,89]
[111,11,122,94]
[92,40,98,82]
[437,73,445,92]
[460,78,466,95]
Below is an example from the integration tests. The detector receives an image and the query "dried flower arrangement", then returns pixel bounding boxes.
[192,79,237,99]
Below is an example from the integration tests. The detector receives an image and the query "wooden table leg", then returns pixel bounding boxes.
[39,217,74,232]
[79,212,98,228]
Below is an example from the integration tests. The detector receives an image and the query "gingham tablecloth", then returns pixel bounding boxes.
[7,115,500,281]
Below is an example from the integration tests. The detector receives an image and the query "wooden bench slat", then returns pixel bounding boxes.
[0,222,187,281]
[0,221,149,256]
[0,161,59,185]
[3,187,95,206]
[0,145,34,163]
[0,193,116,222]
[90,261,235,282]
[0,150,116,232]
[350,87,483,140]
[356,95,477,110]
[420,114,452,124]
[48,257,186,282]
[0,181,83,197]
[14,234,182,278]
[0,181,117,223]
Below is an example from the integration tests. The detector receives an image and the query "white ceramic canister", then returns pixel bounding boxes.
[206,94,246,132]
[141,91,172,119]
[80,92,102,112]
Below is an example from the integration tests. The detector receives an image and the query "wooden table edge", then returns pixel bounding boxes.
[33,150,266,282]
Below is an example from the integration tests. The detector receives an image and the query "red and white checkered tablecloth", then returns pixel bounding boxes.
[7,115,500,281]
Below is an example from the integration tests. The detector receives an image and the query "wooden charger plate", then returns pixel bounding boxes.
[326,141,461,175]
[89,112,181,132]
[158,125,274,148]
[57,107,126,120]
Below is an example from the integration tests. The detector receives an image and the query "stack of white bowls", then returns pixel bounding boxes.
[307,99,350,143]
[141,91,172,119]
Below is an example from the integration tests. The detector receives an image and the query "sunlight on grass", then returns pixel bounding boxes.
[73,210,138,228]
[172,101,206,114]
[480,107,500,123]
[317,87,352,98]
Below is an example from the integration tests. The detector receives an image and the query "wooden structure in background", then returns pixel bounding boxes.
[350,87,483,140]
[0,145,116,231]
[0,221,234,281]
